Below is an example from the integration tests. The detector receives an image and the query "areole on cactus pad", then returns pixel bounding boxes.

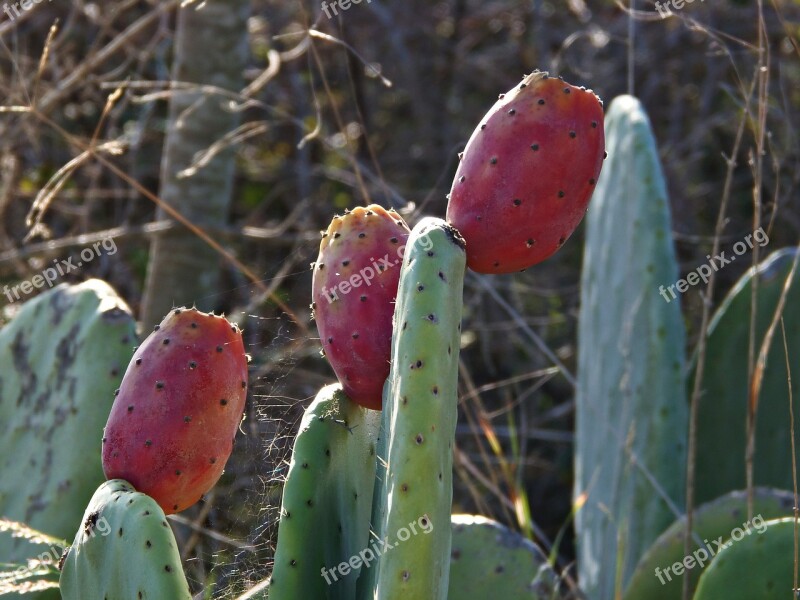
[102,307,249,515]
[446,70,605,273]
[311,204,411,410]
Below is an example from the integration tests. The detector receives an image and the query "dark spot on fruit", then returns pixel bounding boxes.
[302,462,308,469]
[102,437,106,443]
[402,396,408,405]
[165,565,172,573]
[563,87,570,94]
[531,144,539,151]
[175,470,181,476]
[189,361,197,369]
[360,295,367,302]
[174,308,182,314]
[401,483,409,492]
[427,250,434,257]
[114,389,120,396]
[591,120,598,128]
[146,540,152,548]
[558,190,565,198]
[154,325,160,331]
[210,457,217,464]
[144,510,150,516]
[163,338,170,345]
[439,473,443,481]
[490,157,497,164]
[172,505,178,511]
[493,261,500,268]
[290,559,297,567]
[459,176,466,183]
[190,322,197,328]
[135,358,142,365]
[432,386,439,395]
[538,98,545,105]
[438,271,446,282]
[216,345,223,352]
[318,263,324,270]
[333,232,340,238]
[476,215,482,221]
[241,381,246,389]
[569,131,577,138]
[520,82,526,89]
[513,198,521,206]
[498,93,505,99]
[307,499,313,506]
[527,238,535,247]
[558,236,566,246]
[127,405,134,412]
[390,237,398,243]
[220,398,228,406]
[427,314,436,322]
[480,124,486,130]
[325,448,331,457]
[118,528,123,536]
[155,381,164,389]
[327,336,333,344]
[414,360,423,368]
[417,284,424,292]
[352,332,359,339]
[495,565,504,573]
[589,178,596,185]
[403,321,407,330]
[342,260,351,267]
[358,232,366,238]
[415,434,424,444]
[604,151,608,159]
[184,416,191,423]
[145,440,152,447]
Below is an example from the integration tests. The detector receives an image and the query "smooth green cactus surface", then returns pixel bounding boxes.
[0,280,136,598]
[448,515,561,599]
[691,246,800,504]
[59,479,191,599]
[623,487,795,600]
[365,218,466,600]
[693,517,798,600]
[575,95,688,599]
[268,384,381,600]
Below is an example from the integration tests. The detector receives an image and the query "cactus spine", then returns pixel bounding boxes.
[365,217,466,599]
[268,384,381,600]
[575,95,687,599]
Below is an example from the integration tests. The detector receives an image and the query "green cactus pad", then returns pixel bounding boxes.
[693,517,798,600]
[367,218,466,600]
[268,383,381,600]
[691,246,800,504]
[448,515,561,599]
[575,95,688,599]
[59,479,190,599]
[623,487,795,600]
[0,280,136,597]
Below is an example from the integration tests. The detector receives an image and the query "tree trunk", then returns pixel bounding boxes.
[141,0,249,328]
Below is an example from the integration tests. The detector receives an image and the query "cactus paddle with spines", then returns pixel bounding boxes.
[268,384,381,600]
[446,70,605,273]
[0,280,136,599]
[59,479,191,599]
[693,517,797,600]
[102,307,248,515]
[691,247,800,504]
[312,205,411,410]
[368,217,466,600]
[623,487,795,600]
[448,515,562,599]
[575,95,687,599]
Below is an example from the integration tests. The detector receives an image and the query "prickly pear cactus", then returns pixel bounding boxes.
[623,487,795,600]
[0,280,136,597]
[103,307,249,515]
[448,515,561,599]
[365,218,467,600]
[59,479,191,599]
[311,205,411,410]
[446,70,605,273]
[693,517,797,600]
[268,384,381,600]
[575,95,687,599]
[691,247,800,504]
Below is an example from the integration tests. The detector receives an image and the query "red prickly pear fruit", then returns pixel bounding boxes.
[446,70,605,274]
[102,307,248,515]
[311,205,411,410]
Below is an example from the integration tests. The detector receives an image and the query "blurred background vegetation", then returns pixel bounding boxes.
[1,0,798,596]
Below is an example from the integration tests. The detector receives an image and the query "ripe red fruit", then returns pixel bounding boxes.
[446,71,605,273]
[102,308,248,514]
[311,205,411,410]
